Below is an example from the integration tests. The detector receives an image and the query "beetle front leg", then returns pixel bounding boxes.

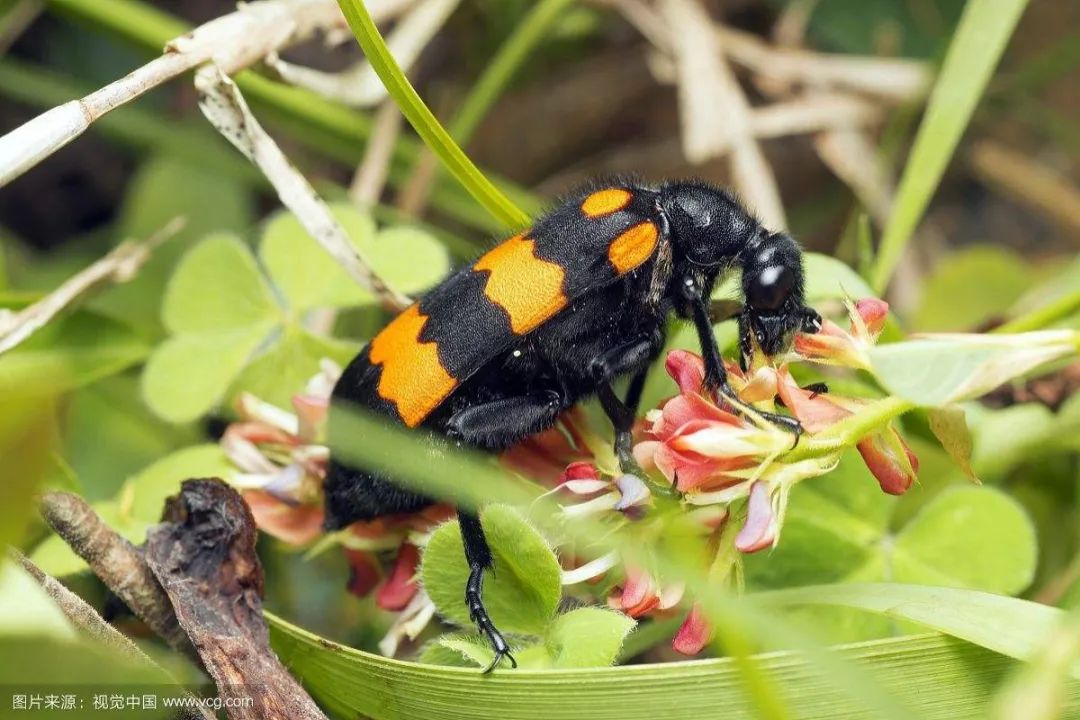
[681,274,802,436]
[459,513,516,672]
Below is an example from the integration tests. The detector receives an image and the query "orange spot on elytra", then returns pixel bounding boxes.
[608,221,659,275]
[474,234,568,335]
[581,188,632,218]
[369,305,457,427]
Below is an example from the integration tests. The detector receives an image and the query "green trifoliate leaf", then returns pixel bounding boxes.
[422,505,562,635]
[230,326,359,410]
[259,204,449,311]
[142,323,274,422]
[162,233,279,333]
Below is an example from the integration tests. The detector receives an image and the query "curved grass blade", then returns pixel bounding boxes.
[335,0,531,230]
[755,583,1076,676]
[870,0,1030,293]
[269,614,1070,720]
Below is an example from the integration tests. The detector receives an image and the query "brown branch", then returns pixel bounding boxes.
[144,479,327,720]
[38,491,194,656]
[12,551,214,720]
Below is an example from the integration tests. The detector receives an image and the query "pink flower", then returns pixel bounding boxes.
[794,297,889,369]
[672,603,712,656]
[735,480,777,553]
[607,566,685,618]
[634,352,791,493]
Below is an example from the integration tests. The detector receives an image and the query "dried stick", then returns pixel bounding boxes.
[969,139,1080,238]
[349,99,403,207]
[659,0,786,230]
[268,0,457,108]
[0,217,184,356]
[12,550,158,666]
[196,65,411,311]
[15,553,214,720]
[145,479,328,720]
[37,491,194,657]
[0,0,418,187]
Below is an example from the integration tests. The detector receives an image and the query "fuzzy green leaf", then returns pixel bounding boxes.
[547,607,635,668]
[422,506,562,635]
[269,611,1076,720]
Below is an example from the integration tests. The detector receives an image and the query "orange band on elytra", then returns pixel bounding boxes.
[608,221,660,275]
[474,234,568,335]
[369,305,458,427]
[581,188,633,218]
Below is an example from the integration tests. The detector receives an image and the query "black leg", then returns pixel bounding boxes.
[446,391,564,449]
[459,512,516,672]
[588,335,661,474]
[682,275,802,436]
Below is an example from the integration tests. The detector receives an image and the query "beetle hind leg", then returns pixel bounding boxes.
[459,513,516,672]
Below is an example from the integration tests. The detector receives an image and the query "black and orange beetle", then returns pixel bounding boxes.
[324,178,822,669]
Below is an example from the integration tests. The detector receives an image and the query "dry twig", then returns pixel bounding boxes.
[38,491,193,656]
[268,0,458,107]
[196,65,411,311]
[0,218,184,356]
[145,479,328,720]
[659,0,786,229]
[349,100,404,207]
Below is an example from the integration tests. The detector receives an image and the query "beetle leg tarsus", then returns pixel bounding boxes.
[460,513,516,672]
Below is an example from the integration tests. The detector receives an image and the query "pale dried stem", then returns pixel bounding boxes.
[396,151,441,218]
[268,0,459,108]
[196,66,410,311]
[349,100,404,208]
[11,550,156,666]
[0,217,184,356]
[0,0,424,186]
[659,0,786,229]
[605,0,929,102]
[969,140,1080,239]
[771,0,817,49]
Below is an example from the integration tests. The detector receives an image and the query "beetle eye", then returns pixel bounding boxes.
[747,265,793,310]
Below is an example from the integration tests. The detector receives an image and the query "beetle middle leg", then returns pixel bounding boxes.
[588,334,662,473]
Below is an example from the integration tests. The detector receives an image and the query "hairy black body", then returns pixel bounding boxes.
[324,179,821,670]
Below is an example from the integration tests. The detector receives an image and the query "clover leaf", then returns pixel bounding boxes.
[141,205,450,422]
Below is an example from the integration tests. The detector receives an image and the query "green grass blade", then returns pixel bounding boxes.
[756,583,1073,673]
[268,616,1080,720]
[869,0,1030,293]
[447,0,574,144]
[335,0,531,230]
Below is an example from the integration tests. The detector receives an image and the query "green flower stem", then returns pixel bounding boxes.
[784,396,917,463]
[447,0,574,144]
[335,0,531,230]
[37,0,542,232]
[992,290,1080,334]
